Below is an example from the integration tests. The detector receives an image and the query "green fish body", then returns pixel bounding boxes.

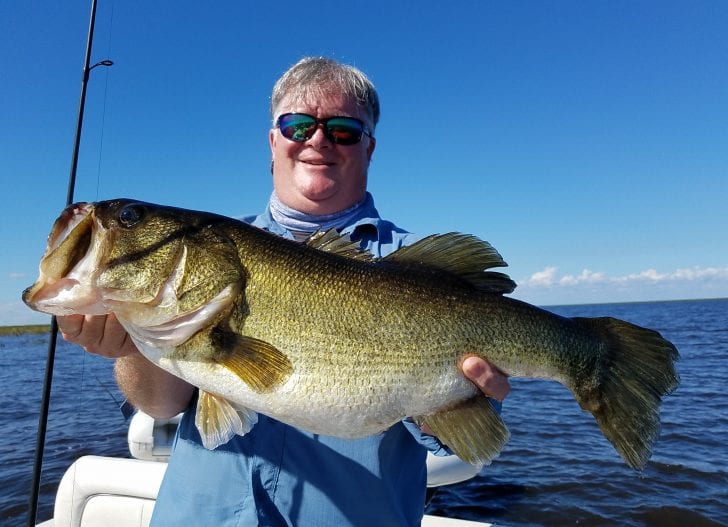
[23,199,679,469]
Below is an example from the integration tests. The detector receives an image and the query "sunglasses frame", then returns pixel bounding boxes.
[275,112,372,145]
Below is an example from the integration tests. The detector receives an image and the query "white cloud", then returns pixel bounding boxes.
[559,269,606,286]
[618,266,728,283]
[514,265,728,305]
[526,266,559,286]
[523,265,728,289]
[8,272,26,280]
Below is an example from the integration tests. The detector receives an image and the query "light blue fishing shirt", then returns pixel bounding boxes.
[151,193,451,527]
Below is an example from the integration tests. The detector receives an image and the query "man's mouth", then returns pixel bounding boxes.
[300,158,335,166]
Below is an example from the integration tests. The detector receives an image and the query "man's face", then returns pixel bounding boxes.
[269,93,376,215]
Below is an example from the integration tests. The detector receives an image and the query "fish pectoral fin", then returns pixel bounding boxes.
[213,331,293,393]
[418,396,510,468]
[195,390,259,450]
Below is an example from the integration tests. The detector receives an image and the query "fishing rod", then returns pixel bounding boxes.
[27,0,113,525]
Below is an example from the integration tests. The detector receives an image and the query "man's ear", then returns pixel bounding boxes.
[269,128,276,153]
[367,136,376,161]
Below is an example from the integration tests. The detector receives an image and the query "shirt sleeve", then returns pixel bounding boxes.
[401,418,453,457]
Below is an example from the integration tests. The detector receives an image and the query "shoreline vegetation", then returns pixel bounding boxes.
[0,324,51,336]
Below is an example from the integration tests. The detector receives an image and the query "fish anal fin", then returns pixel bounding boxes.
[212,329,293,393]
[419,396,510,467]
[195,390,259,450]
[384,233,516,294]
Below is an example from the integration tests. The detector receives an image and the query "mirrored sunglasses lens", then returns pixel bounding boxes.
[279,114,316,142]
[325,118,364,145]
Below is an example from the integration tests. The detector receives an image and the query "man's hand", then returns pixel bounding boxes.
[461,356,510,401]
[57,314,138,358]
[58,313,195,418]
[418,356,510,437]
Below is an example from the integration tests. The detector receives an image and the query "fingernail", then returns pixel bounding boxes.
[465,357,485,377]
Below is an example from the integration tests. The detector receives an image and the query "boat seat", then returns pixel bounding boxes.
[50,456,167,527]
[127,412,181,461]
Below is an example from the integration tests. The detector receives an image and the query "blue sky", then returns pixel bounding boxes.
[2,1,727,325]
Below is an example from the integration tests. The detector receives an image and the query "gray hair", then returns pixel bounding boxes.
[270,57,380,131]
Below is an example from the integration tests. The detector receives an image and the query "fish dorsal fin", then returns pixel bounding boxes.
[305,229,374,262]
[383,233,517,294]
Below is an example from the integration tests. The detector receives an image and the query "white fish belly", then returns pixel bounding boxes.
[156,356,476,438]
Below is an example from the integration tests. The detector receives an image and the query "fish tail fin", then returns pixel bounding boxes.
[570,317,679,469]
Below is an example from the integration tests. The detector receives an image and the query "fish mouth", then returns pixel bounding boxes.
[23,202,107,315]
[45,203,94,275]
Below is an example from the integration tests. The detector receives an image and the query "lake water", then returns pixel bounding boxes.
[2,299,727,526]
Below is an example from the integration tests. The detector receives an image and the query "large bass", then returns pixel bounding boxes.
[23,199,679,469]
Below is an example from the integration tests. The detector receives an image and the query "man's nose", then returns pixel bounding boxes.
[306,124,331,147]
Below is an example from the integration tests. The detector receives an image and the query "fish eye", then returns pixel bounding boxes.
[118,204,145,227]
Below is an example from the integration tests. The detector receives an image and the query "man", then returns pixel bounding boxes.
[58,57,510,526]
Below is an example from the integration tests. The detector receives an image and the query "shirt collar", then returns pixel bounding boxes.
[247,192,384,241]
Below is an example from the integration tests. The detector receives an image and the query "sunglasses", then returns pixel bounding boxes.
[276,113,372,145]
